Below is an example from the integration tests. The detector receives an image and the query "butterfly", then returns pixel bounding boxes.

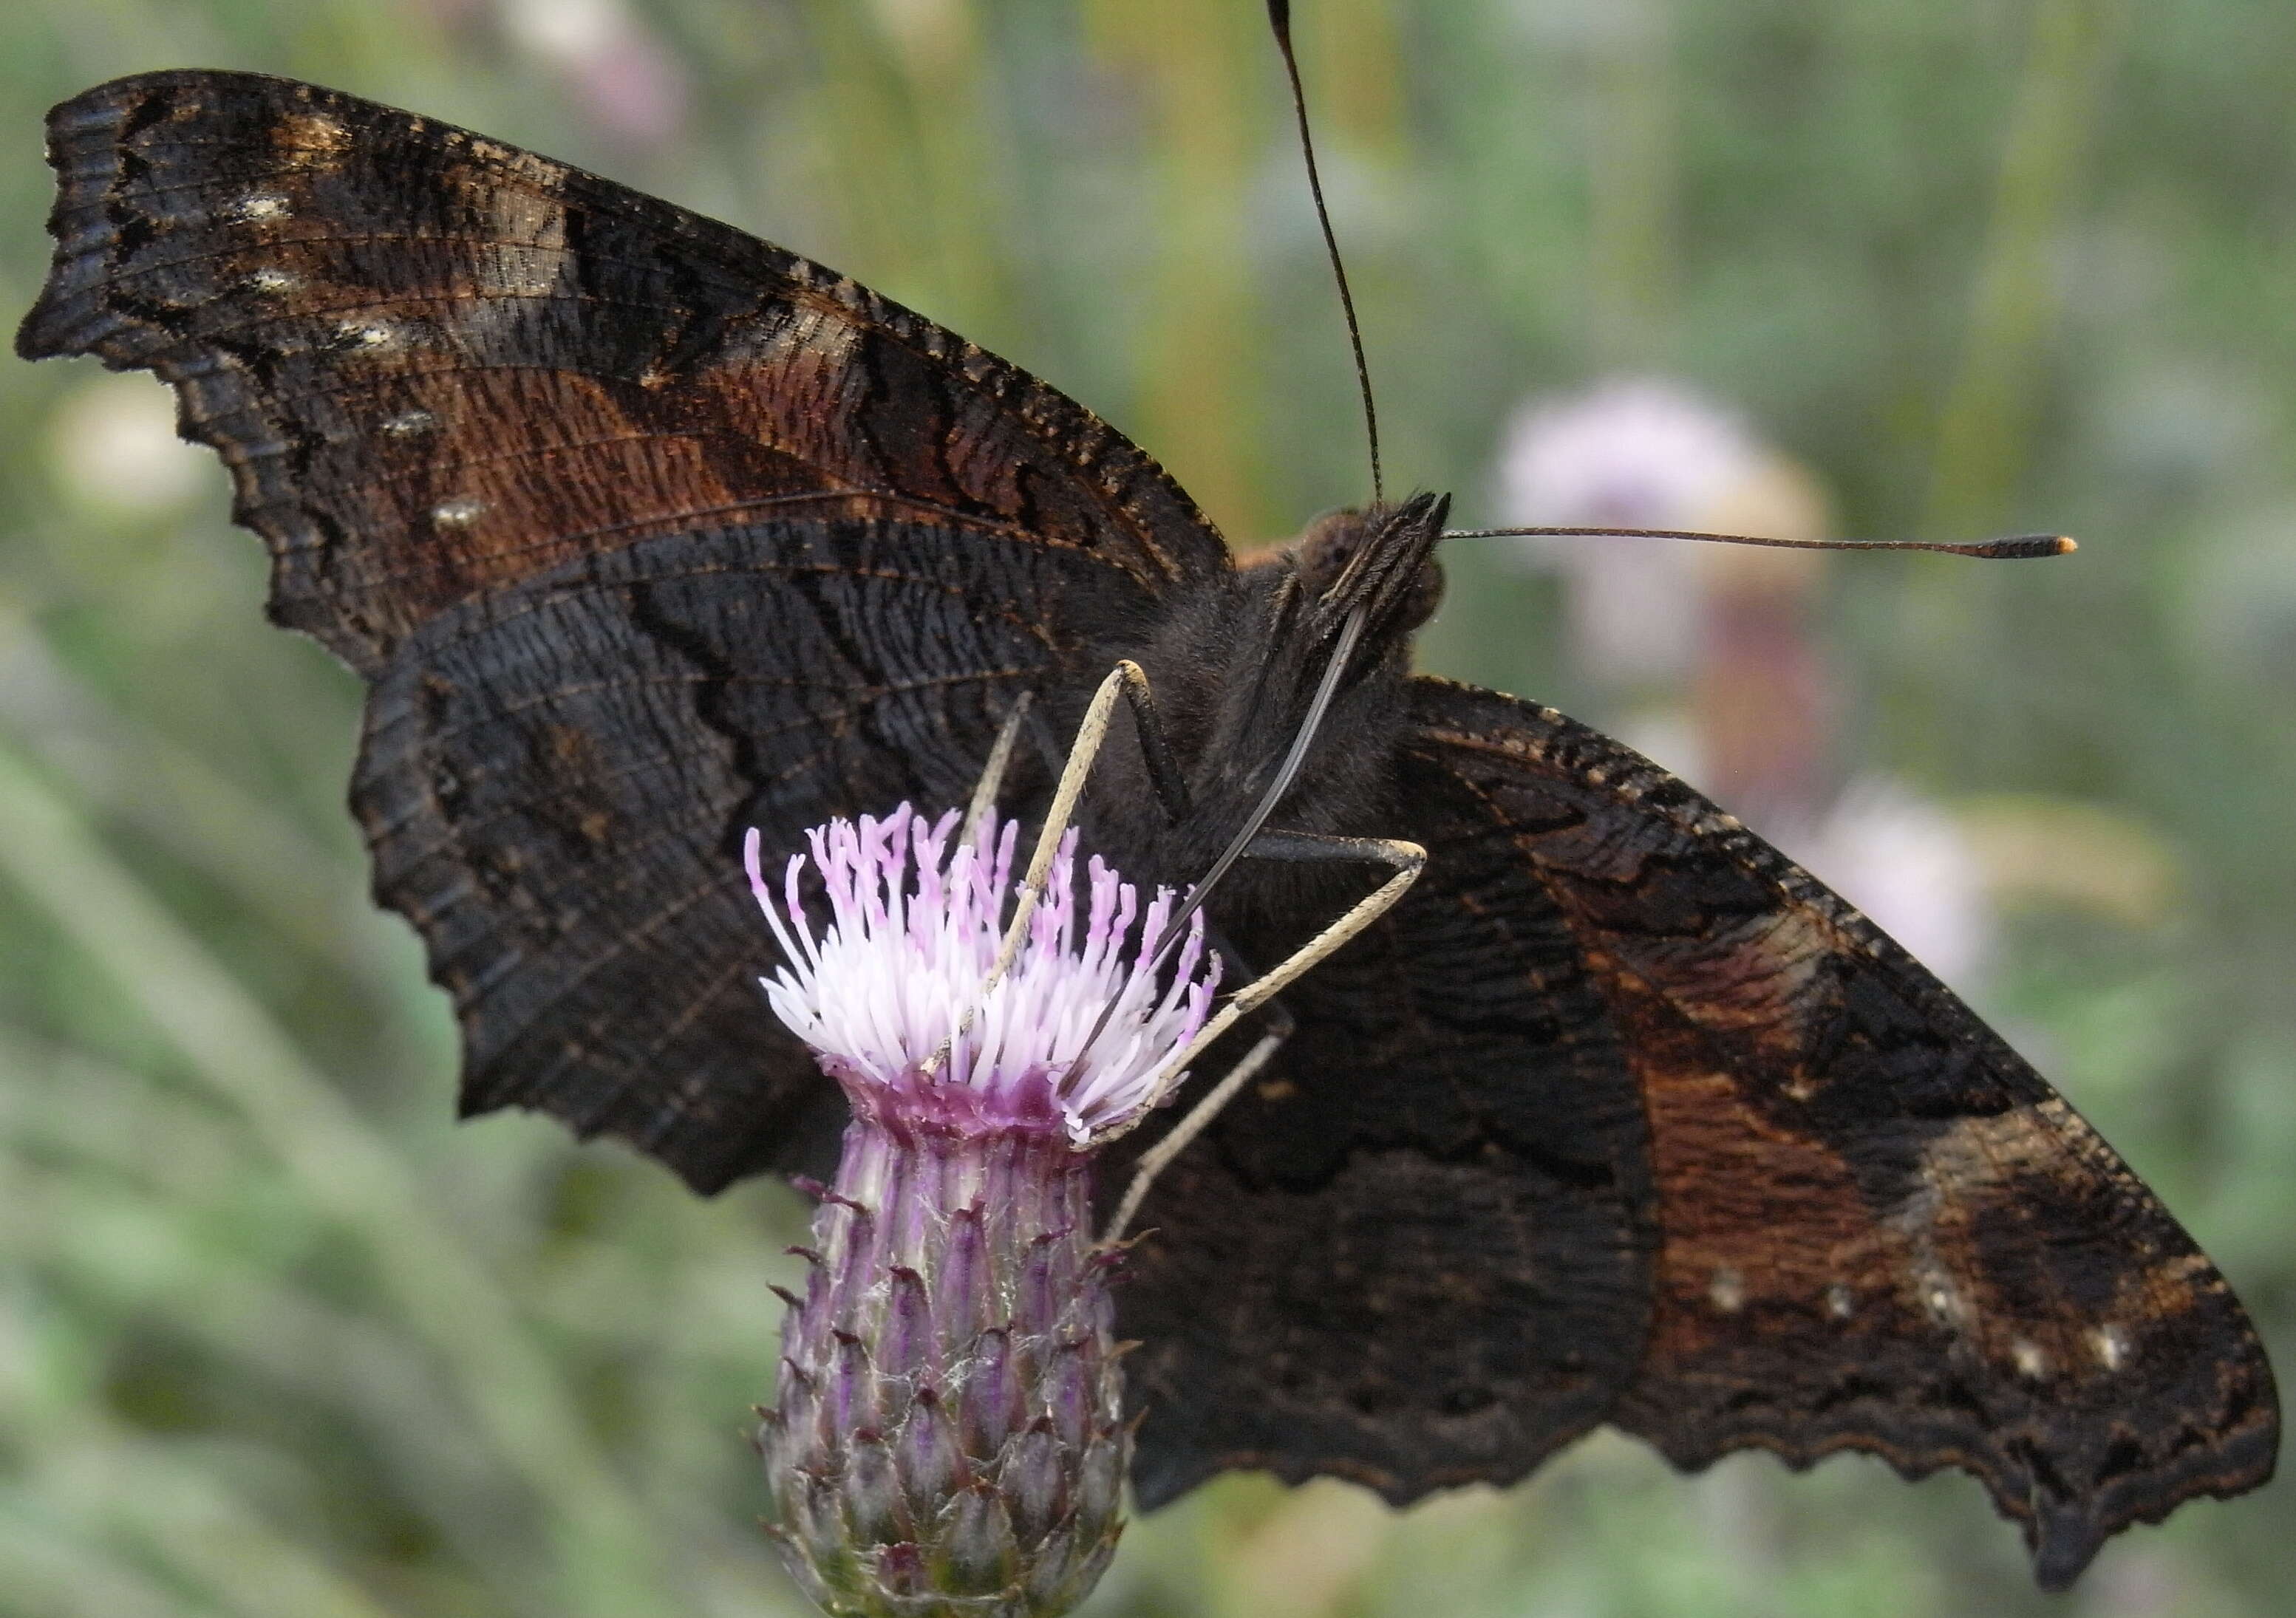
[18,68,2275,1591]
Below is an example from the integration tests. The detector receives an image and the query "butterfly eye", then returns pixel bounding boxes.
[1286,508,1369,598]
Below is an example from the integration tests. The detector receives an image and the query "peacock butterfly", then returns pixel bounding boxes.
[17,65,2275,1590]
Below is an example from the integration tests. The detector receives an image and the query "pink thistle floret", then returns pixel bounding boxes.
[747,802,1212,1614]
[746,804,1218,1147]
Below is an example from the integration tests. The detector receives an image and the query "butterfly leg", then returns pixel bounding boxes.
[970,666,1188,851]
[1101,828,1424,1240]
[982,658,1216,984]
[961,692,1035,847]
[926,660,1159,1073]
[1111,659,1193,825]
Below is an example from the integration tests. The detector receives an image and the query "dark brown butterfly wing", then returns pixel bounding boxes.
[18,69,1230,1186]
[1129,675,2275,1587]
[353,515,1151,1189]
[1120,728,1658,1505]
[16,69,1226,676]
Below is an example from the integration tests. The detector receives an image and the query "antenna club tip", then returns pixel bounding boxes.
[1983,533,2078,559]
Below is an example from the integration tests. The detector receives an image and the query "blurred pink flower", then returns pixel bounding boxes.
[498,0,689,151]
[1776,779,1993,989]
[1496,378,1765,686]
[1493,375,1992,991]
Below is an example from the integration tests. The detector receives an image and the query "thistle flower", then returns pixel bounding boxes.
[748,804,1218,1618]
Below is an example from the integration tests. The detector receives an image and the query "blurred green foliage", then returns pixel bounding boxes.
[1,1,2291,1615]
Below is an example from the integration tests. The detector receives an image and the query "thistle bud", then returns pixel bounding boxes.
[749,806,1216,1617]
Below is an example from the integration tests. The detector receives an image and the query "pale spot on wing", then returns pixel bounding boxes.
[477,187,570,299]
[457,134,560,181]
[2011,1337,2048,1379]
[244,267,299,293]
[1884,1178,1951,1331]
[1707,1266,1745,1312]
[1917,1264,1968,1329]
[380,409,437,437]
[276,111,351,167]
[337,319,406,351]
[773,313,865,419]
[1825,1281,1855,1320]
[2090,1322,2130,1371]
[1684,904,1833,1029]
[234,192,291,221]
[431,496,486,527]
[426,134,577,320]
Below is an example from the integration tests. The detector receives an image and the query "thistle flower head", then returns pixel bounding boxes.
[747,803,1218,1145]
[748,803,1222,1618]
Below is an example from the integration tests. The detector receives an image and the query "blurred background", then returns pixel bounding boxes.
[1,0,2290,1614]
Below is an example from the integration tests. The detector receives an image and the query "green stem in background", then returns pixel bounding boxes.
[867,0,1016,349]
[0,743,683,1618]
[1904,0,2131,774]
[800,0,1015,359]
[0,614,383,986]
[1584,0,1680,370]
[0,1503,196,1618]
[1924,0,2131,542]
[0,1024,559,1599]
[1,1438,408,1618]
[1087,0,1270,544]
[803,0,933,307]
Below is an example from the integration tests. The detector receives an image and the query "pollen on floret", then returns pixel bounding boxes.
[746,802,1219,1146]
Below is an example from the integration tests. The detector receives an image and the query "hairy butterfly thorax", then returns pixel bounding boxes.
[1075,494,1449,932]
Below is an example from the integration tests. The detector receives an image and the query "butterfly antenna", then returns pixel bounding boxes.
[1444,524,2077,559]
[1270,0,1383,505]
[961,692,1033,849]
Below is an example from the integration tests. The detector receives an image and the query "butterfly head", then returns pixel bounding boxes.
[1080,491,1451,912]
[1290,489,1450,663]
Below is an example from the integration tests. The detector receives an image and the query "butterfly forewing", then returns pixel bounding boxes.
[18,69,1230,675]
[355,515,1139,1187]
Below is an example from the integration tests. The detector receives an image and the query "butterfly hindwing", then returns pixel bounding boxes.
[1400,677,2277,1586]
[354,514,1139,1190]
[1118,722,1658,1506]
